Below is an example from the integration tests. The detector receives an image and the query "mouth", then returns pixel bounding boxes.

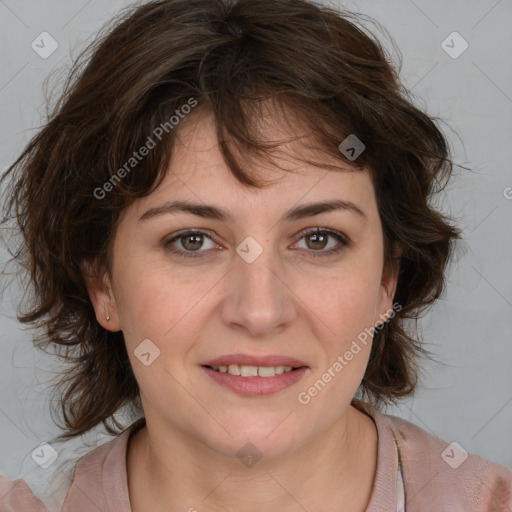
[200,356,309,396]
[202,364,305,377]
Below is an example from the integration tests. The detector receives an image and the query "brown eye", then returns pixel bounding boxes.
[305,232,329,250]
[180,233,204,251]
[294,228,348,257]
[164,229,218,257]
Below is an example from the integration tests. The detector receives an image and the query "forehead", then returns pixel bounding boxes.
[128,106,378,223]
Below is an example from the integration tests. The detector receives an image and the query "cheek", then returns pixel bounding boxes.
[295,275,376,417]
[115,266,208,403]
[305,260,383,344]
[112,256,221,365]
[107,240,196,408]
[111,260,178,342]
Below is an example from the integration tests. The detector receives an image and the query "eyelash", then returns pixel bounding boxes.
[163,228,348,259]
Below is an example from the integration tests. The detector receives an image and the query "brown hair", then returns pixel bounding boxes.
[1,0,461,439]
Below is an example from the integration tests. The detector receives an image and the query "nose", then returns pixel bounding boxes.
[219,239,298,337]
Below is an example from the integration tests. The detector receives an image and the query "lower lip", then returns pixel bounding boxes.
[201,366,309,397]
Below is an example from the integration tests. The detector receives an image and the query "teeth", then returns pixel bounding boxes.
[211,364,296,377]
[241,365,258,377]
[257,366,277,377]
[228,364,240,376]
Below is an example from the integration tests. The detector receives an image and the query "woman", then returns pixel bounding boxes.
[1,0,511,510]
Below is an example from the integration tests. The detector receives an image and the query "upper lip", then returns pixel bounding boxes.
[202,354,309,368]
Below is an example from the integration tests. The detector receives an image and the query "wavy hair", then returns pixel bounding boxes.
[1,0,461,438]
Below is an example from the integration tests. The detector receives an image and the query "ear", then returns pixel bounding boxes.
[374,244,401,327]
[81,260,122,332]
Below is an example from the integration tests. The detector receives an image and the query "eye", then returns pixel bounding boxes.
[293,227,348,257]
[163,227,348,259]
[164,229,219,258]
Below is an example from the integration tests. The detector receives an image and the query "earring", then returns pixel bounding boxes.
[106,315,110,322]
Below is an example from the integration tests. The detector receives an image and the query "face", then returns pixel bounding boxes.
[86,107,398,460]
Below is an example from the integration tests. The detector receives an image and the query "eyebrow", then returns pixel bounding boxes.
[138,199,367,223]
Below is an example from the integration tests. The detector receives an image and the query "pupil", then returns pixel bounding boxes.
[184,234,202,250]
[307,233,327,250]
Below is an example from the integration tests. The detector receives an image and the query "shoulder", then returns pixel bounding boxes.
[375,409,512,511]
[0,475,49,512]
[1,418,144,512]
[62,420,143,511]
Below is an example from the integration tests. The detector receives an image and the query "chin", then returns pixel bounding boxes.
[217,437,300,462]
[201,422,305,461]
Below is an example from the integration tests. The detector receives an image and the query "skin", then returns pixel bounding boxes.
[84,104,399,512]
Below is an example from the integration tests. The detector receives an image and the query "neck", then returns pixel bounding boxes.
[127,405,377,512]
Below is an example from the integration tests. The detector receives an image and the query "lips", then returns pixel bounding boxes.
[201,365,309,396]
[201,353,308,368]
[200,353,310,396]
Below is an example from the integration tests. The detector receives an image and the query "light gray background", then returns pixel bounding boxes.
[1,0,511,485]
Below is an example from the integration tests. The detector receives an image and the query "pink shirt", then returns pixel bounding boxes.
[1,407,511,511]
